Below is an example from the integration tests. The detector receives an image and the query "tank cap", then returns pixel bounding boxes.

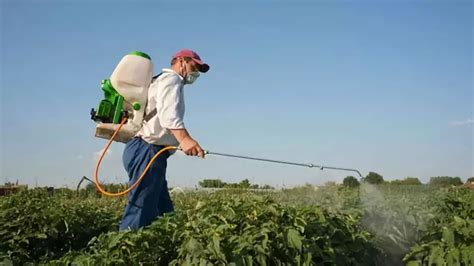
[129,51,151,60]
[132,102,141,111]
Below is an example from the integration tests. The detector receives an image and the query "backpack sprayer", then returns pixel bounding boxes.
[90,51,363,197]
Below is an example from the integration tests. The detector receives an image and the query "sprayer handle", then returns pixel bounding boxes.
[175,146,209,156]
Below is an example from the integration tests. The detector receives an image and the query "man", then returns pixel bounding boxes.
[119,49,210,230]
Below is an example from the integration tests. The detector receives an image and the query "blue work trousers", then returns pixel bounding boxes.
[119,137,174,230]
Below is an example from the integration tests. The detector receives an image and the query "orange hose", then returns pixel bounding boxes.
[94,117,178,197]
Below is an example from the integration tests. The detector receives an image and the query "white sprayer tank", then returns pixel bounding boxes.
[95,51,153,142]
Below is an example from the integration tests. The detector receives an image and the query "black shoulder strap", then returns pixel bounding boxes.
[144,108,157,122]
[143,72,163,122]
[151,72,163,81]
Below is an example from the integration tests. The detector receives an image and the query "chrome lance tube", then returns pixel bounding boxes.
[204,150,363,178]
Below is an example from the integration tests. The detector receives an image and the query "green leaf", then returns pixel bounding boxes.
[460,245,474,265]
[406,260,421,266]
[286,229,302,250]
[36,233,47,239]
[445,247,460,266]
[428,246,445,266]
[184,237,203,254]
[442,227,455,246]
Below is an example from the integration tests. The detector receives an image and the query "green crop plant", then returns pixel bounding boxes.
[0,183,472,265]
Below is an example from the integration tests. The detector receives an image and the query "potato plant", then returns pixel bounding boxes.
[0,188,123,264]
[0,185,472,265]
[57,193,378,265]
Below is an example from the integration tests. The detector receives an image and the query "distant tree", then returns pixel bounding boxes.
[467,177,474,184]
[85,182,94,189]
[343,176,360,187]
[239,179,251,189]
[3,182,16,187]
[324,181,338,187]
[429,176,463,187]
[199,179,226,188]
[224,182,238,189]
[363,172,384,185]
[404,177,422,185]
[391,177,422,185]
[199,178,274,189]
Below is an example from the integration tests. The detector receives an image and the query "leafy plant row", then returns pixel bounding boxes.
[0,188,123,264]
[56,193,379,265]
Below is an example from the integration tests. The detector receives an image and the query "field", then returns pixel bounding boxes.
[0,184,473,265]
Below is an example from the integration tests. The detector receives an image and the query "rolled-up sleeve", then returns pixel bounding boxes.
[155,75,185,129]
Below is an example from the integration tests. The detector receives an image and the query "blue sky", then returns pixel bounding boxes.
[1,0,472,188]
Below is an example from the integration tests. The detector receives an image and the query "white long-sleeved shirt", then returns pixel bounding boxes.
[135,68,185,146]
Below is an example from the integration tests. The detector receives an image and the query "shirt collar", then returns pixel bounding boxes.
[162,68,184,80]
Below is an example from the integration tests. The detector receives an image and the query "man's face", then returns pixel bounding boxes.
[179,58,201,84]
[183,58,199,74]
[172,57,201,82]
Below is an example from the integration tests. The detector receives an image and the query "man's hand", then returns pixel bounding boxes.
[180,137,205,158]
[169,129,205,158]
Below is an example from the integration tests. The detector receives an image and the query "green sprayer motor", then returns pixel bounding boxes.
[90,79,127,124]
[90,51,154,142]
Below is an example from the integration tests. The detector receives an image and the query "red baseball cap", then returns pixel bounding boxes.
[172,49,210,73]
